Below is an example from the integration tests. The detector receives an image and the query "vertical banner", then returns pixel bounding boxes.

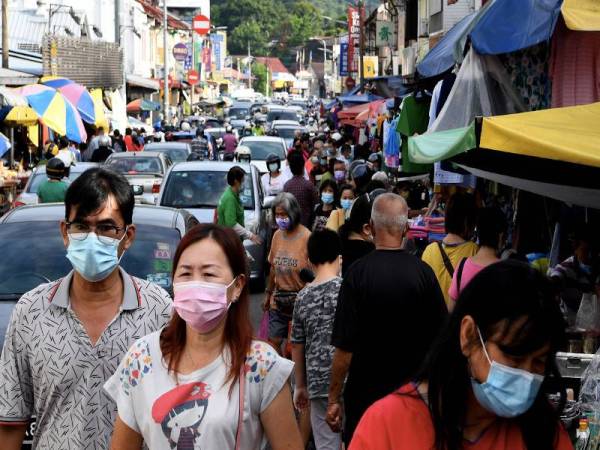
[347,6,360,74]
[339,43,349,76]
[210,33,224,72]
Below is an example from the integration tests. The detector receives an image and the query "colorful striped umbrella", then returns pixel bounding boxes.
[17,84,87,143]
[40,76,96,124]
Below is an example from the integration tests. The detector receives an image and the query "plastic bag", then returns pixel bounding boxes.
[576,294,600,333]
[257,311,269,340]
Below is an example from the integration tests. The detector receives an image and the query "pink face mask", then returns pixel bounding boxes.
[173,279,236,334]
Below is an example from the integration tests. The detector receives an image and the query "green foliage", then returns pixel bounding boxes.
[251,62,269,95]
[212,0,379,56]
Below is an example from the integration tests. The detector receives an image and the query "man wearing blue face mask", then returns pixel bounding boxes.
[0,168,172,450]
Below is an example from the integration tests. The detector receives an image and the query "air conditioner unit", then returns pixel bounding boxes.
[419,19,429,37]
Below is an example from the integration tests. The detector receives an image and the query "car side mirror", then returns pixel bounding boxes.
[262,195,275,209]
[245,115,251,120]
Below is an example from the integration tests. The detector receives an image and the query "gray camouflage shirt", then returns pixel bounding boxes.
[291,277,342,399]
[0,268,172,449]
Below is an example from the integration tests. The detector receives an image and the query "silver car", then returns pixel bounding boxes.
[157,161,270,287]
[14,162,100,207]
[238,136,287,174]
[105,151,172,204]
[143,142,191,163]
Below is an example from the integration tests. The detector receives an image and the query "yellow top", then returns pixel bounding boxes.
[422,241,478,309]
[562,0,600,31]
[480,102,600,168]
[326,209,346,232]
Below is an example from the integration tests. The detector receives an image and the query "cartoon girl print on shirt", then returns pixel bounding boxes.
[151,382,212,449]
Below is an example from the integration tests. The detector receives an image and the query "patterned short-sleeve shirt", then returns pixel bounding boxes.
[291,277,342,399]
[0,268,172,450]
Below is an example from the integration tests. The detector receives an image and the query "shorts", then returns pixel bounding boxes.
[268,309,291,339]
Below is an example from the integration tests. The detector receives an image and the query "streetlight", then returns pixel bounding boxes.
[265,39,279,98]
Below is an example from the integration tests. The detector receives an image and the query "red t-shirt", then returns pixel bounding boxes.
[350,384,573,450]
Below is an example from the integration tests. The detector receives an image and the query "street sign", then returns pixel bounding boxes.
[173,43,188,62]
[193,14,210,35]
[188,70,199,85]
[376,20,394,47]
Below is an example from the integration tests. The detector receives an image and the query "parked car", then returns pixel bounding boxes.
[143,142,191,163]
[105,151,172,204]
[14,162,99,207]
[266,108,301,129]
[157,161,270,286]
[0,203,197,449]
[238,136,287,174]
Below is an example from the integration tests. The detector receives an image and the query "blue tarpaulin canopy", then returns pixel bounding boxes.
[337,93,383,105]
[469,0,563,55]
[416,11,479,78]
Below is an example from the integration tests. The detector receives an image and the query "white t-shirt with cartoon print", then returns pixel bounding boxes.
[104,331,293,450]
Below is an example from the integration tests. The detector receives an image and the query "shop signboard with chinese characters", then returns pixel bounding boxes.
[376,21,395,47]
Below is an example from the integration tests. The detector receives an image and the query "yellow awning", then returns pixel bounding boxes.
[480,102,600,168]
[562,0,600,31]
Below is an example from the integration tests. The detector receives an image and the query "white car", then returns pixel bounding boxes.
[14,162,99,207]
[271,119,300,128]
[238,136,288,174]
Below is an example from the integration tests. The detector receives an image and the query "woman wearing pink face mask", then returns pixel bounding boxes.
[105,224,303,450]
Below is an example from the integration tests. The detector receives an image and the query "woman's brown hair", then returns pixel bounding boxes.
[160,223,253,388]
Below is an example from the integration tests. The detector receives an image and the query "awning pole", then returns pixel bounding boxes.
[9,126,14,167]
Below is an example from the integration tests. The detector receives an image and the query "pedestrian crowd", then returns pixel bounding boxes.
[0,122,574,450]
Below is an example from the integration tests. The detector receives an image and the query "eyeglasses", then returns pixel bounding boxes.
[66,222,128,244]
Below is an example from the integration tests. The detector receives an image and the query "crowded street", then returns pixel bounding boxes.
[0,0,600,449]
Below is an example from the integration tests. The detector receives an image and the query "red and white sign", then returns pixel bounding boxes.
[347,6,363,74]
[193,14,211,35]
[187,70,199,85]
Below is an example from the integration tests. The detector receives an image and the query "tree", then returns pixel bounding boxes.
[279,1,323,48]
[229,20,269,55]
[251,62,268,95]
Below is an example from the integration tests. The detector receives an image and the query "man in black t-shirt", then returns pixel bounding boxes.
[327,193,447,445]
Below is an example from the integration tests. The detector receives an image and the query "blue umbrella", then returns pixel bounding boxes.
[0,132,12,157]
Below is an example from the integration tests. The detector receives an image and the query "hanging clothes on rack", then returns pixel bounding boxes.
[397,92,431,174]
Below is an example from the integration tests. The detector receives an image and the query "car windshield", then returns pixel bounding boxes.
[148,147,188,162]
[0,222,181,295]
[242,141,286,160]
[267,111,298,122]
[106,157,163,174]
[229,108,249,119]
[162,170,255,210]
[274,127,301,140]
[27,169,87,193]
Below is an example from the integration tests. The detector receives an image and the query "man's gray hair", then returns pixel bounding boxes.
[371,193,409,232]
[271,192,302,230]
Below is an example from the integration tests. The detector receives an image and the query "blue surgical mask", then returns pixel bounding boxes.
[321,192,334,205]
[66,232,126,282]
[341,199,353,210]
[334,170,346,182]
[275,217,290,230]
[471,327,544,418]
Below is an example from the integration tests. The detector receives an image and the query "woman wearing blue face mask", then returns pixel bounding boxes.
[350,260,572,450]
[326,184,355,232]
[312,180,339,232]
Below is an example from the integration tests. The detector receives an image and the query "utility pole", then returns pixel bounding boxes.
[358,0,365,85]
[2,0,9,68]
[247,41,252,90]
[163,0,169,122]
